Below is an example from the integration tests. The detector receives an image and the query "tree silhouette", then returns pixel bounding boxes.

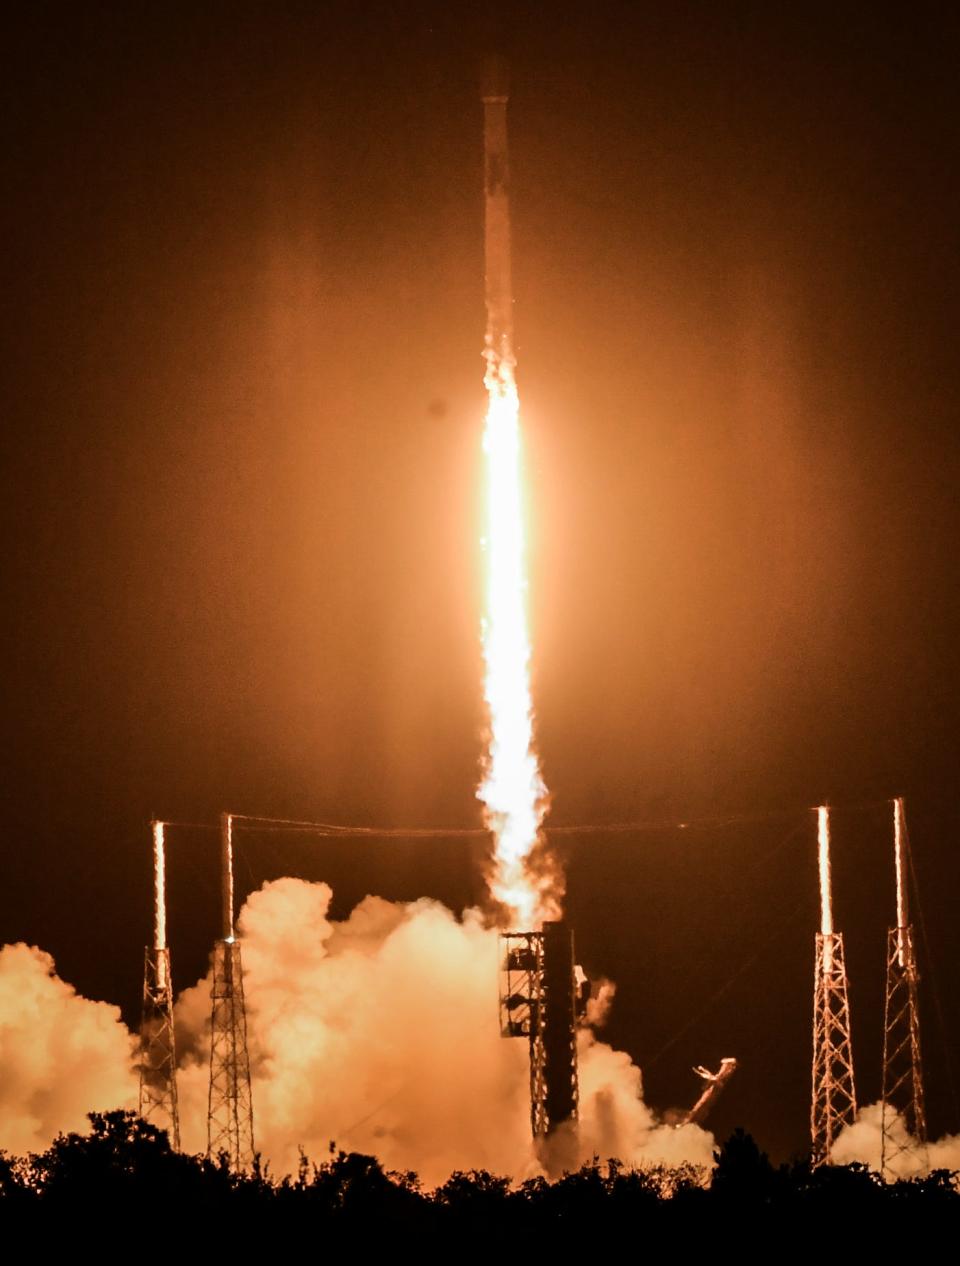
[0,1110,954,1237]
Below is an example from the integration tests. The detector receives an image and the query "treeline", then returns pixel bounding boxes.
[0,1111,957,1237]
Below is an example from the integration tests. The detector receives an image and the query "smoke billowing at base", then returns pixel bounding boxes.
[0,943,138,1153]
[833,1106,960,1179]
[0,879,716,1182]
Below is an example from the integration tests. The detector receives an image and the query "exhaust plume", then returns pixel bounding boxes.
[478,63,558,928]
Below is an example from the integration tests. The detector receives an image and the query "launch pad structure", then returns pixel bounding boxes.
[500,922,582,1141]
[681,1059,738,1128]
[137,797,945,1171]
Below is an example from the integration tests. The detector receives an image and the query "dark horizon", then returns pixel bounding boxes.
[1,1,959,1163]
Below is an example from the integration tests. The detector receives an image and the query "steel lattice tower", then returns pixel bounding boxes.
[139,944,180,1148]
[207,937,254,1166]
[881,798,927,1177]
[500,931,548,1137]
[811,807,857,1164]
[811,931,857,1162]
[206,813,255,1167]
[499,921,580,1142]
[139,821,180,1148]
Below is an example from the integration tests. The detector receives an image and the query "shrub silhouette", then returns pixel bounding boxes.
[0,1111,954,1238]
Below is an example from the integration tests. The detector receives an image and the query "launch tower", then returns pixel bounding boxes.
[138,820,181,1148]
[500,921,581,1140]
[810,806,858,1164]
[880,797,927,1176]
[207,812,255,1167]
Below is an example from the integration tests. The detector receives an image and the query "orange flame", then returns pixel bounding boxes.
[478,356,556,929]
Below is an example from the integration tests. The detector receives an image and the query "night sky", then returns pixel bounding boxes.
[2,1,959,1162]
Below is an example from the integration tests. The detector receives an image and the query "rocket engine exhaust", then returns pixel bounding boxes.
[477,56,555,929]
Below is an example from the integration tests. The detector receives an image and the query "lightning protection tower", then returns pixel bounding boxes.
[811,806,858,1164]
[207,812,255,1168]
[500,920,580,1143]
[881,797,928,1177]
[139,820,181,1149]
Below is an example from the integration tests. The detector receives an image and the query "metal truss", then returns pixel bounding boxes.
[139,945,181,1150]
[499,923,580,1141]
[881,923,928,1176]
[811,931,857,1164]
[500,931,548,1137]
[207,938,255,1168]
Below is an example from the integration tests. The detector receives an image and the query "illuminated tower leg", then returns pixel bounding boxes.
[139,944,180,1148]
[881,798,927,1176]
[139,820,180,1148]
[811,807,857,1164]
[207,812,255,1168]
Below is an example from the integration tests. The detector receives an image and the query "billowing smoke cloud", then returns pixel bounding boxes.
[174,879,715,1184]
[832,1102,960,1178]
[0,943,137,1154]
[0,882,715,1181]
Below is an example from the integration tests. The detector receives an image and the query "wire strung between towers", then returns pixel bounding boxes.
[151,795,910,856]
[214,796,906,840]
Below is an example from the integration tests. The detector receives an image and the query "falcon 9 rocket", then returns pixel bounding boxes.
[481,56,515,377]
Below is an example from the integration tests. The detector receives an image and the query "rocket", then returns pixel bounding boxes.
[481,56,515,376]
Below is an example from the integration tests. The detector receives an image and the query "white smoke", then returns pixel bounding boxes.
[173,878,715,1184]
[832,1102,960,1179]
[585,978,616,1029]
[0,943,137,1154]
[0,881,716,1182]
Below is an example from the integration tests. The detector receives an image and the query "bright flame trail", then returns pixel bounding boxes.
[478,63,553,928]
[480,363,549,927]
